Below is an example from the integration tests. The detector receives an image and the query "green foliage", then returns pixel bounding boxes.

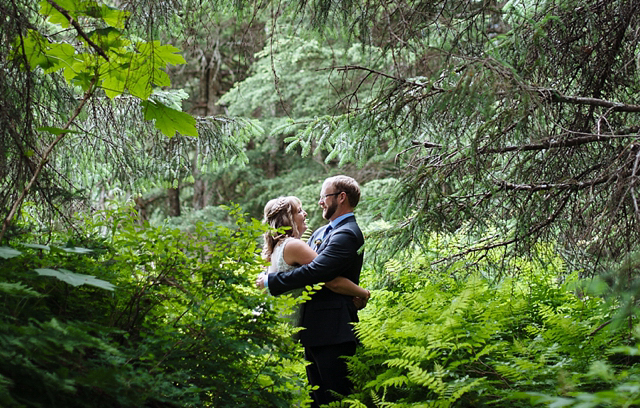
[348,245,631,407]
[141,99,197,138]
[0,203,308,407]
[219,36,390,121]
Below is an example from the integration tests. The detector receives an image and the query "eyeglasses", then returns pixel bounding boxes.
[319,192,342,201]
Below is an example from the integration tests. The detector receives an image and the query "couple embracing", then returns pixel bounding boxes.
[256,175,370,407]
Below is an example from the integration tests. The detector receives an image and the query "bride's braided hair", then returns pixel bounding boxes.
[262,196,302,260]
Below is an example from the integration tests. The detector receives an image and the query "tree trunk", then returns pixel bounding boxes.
[191,55,224,209]
[167,187,181,217]
[192,143,206,210]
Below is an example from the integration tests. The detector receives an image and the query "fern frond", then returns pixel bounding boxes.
[384,358,417,370]
[402,346,437,362]
[447,377,485,403]
[379,375,410,389]
[407,365,446,394]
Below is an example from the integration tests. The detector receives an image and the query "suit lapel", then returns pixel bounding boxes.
[309,227,326,252]
[314,216,354,252]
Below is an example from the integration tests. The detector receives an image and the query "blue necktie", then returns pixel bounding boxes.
[323,224,333,239]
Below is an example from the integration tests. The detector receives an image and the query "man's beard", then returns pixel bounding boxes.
[323,201,337,220]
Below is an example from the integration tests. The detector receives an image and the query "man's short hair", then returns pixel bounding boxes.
[326,175,360,208]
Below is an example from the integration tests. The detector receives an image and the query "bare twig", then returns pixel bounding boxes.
[631,150,640,231]
[331,65,438,91]
[432,192,571,265]
[411,140,443,149]
[589,319,612,337]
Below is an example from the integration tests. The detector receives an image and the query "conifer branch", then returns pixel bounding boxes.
[535,88,640,112]
[480,128,640,154]
[332,65,444,92]
[432,192,571,266]
[495,173,616,192]
[0,77,97,242]
[45,0,110,62]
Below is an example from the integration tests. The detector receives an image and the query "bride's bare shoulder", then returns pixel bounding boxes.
[283,238,317,265]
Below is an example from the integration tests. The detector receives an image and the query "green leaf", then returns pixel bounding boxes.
[88,27,125,51]
[20,243,51,250]
[100,67,127,99]
[0,246,22,259]
[39,0,77,28]
[41,42,77,73]
[61,246,93,254]
[100,6,129,30]
[141,100,198,137]
[34,268,115,290]
[127,73,153,100]
[138,41,186,66]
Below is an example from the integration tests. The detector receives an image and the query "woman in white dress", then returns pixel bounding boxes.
[261,196,370,329]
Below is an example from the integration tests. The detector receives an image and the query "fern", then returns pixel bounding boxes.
[348,242,625,407]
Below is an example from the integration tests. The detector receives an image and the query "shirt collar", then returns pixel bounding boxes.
[329,212,354,229]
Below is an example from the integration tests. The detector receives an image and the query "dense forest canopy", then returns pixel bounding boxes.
[2,0,640,407]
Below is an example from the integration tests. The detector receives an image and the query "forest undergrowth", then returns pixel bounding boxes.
[2,204,640,407]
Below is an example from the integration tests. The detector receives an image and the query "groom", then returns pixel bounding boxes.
[259,175,366,407]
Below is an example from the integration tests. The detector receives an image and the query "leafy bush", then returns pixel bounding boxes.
[0,204,308,407]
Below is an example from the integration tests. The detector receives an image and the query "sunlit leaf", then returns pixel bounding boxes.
[141,100,198,138]
[138,41,186,65]
[34,268,115,290]
[39,0,77,28]
[0,247,22,259]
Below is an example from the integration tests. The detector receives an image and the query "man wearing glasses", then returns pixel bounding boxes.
[258,175,367,407]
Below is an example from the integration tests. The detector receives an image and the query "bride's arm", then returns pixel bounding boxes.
[325,276,370,299]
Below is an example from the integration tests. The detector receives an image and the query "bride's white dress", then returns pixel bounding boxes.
[268,237,304,329]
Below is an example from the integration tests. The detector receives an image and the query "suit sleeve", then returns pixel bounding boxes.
[267,229,359,296]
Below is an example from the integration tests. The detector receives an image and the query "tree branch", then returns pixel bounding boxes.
[46,0,110,62]
[411,140,443,149]
[495,172,617,192]
[0,77,97,242]
[432,192,571,265]
[535,87,640,112]
[331,65,440,91]
[480,128,640,154]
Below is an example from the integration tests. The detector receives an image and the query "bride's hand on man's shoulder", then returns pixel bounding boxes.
[353,290,371,310]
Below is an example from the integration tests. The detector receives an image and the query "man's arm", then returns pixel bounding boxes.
[267,229,359,296]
